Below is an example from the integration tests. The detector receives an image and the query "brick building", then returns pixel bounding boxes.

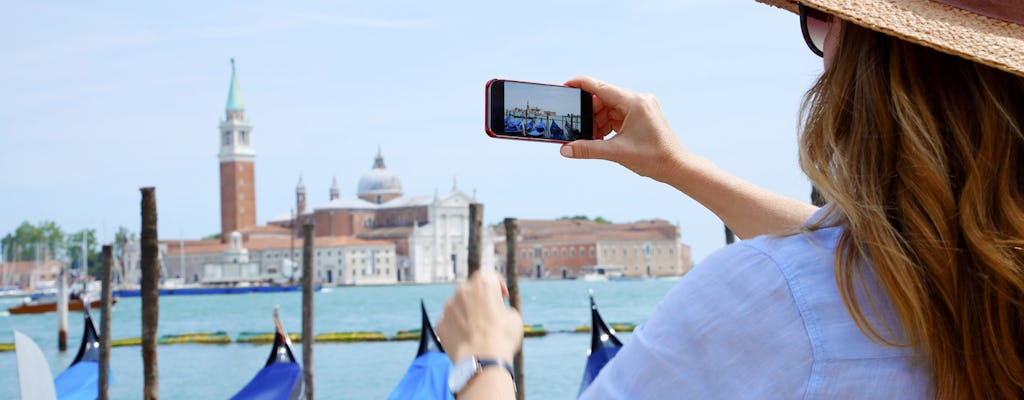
[493,219,692,279]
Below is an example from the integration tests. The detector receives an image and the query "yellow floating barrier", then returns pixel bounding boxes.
[315,331,387,343]
[0,343,13,352]
[574,322,637,333]
[523,324,547,338]
[158,332,231,345]
[235,332,302,344]
[112,337,141,347]
[391,329,421,341]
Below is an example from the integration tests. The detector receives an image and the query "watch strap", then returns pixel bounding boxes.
[476,358,516,394]
[477,358,515,382]
[450,357,517,395]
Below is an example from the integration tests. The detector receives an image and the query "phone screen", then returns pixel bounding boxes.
[486,80,592,143]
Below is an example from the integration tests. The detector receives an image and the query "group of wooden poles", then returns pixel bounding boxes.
[84,188,523,400]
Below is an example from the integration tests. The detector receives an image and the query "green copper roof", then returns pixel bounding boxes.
[226,58,245,111]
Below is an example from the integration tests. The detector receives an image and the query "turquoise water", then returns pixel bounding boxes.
[0,279,678,399]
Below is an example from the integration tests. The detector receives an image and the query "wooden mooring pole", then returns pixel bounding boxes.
[140,187,159,400]
[302,223,315,400]
[99,245,113,400]
[503,218,524,400]
[467,203,483,276]
[57,264,68,351]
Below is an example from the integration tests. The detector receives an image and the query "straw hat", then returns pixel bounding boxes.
[755,0,1024,78]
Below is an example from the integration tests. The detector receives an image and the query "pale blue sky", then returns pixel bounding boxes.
[0,0,823,262]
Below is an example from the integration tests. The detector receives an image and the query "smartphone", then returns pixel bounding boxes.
[485,79,593,143]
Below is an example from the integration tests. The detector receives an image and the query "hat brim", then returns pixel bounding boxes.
[756,0,1024,78]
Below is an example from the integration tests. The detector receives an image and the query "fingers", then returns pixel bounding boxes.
[566,75,631,110]
[560,139,615,161]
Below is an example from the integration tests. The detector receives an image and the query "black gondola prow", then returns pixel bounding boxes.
[417,300,445,357]
[71,297,102,366]
[266,306,298,367]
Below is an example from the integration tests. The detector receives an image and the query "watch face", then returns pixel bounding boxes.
[448,357,479,394]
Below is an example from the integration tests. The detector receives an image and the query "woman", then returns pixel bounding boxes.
[438,1,1024,398]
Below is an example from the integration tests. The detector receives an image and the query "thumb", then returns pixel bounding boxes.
[560,140,613,161]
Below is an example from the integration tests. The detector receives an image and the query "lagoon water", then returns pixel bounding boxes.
[0,278,678,399]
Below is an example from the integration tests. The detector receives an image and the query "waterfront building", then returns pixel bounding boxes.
[492,219,692,279]
[0,257,63,290]
[158,233,397,286]
[268,153,497,283]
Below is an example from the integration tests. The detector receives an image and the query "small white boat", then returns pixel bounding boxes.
[580,265,624,281]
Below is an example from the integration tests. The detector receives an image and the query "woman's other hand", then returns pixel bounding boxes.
[437,269,523,365]
[561,75,691,184]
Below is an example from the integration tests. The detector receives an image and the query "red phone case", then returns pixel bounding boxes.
[485,78,588,144]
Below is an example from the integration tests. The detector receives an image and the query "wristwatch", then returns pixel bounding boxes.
[448,356,516,395]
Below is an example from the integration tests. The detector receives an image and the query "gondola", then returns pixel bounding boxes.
[577,293,623,397]
[536,119,547,134]
[54,302,106,400]
[387,300,453,400]
[230,308,303,400]
[504,116,523,134]
[549,120,565,140]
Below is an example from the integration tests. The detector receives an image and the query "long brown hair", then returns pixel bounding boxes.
[800,21,1024,399]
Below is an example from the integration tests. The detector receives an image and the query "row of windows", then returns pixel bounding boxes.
[264,248,392,259]
[519,244,676,259]
[222,130,250,146]
[332,268,390,277]
[602,245,674,257]
[522,246,596,259]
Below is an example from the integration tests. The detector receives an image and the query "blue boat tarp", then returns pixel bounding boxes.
[54,361,100,400]
[505,117,523,133]
[387,301,452,400]
[386,351,454,400]
[578,346,619,396]
[230,308,303,400]
[230,362,302,400]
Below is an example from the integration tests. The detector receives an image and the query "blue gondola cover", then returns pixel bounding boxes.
[387,301,453,400]
[230,362,302,400]
[386,352,454,400]
[54,361,100,400]
[230,309,303,400]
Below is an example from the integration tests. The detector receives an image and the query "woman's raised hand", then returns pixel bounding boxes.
[436,269,523,366]
[561,76,692,184]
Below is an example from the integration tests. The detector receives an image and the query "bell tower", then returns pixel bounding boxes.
[218,59,257,242]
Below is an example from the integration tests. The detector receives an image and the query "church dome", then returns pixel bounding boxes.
[357,149,402,202]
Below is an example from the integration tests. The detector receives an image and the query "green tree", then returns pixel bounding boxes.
[2,221,65,262]
[556,215,612,224]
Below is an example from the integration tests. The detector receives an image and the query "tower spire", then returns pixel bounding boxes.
[373,146,386,169]
[330,176,340,201]
[226,58,245,111]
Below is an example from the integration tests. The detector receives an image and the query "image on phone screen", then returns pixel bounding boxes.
[486,80,592,143]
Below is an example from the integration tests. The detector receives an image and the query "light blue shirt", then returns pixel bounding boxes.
[581,215,930,399]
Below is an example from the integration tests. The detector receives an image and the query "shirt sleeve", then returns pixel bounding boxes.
[580,241,813,400]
